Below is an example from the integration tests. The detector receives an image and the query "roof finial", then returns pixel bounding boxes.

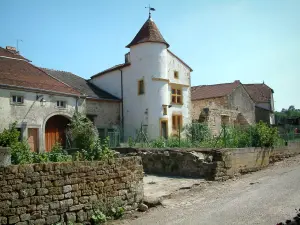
[145,4,155,18]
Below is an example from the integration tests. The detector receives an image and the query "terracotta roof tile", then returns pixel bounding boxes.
[0,47,30,62]
[244,83,273,103]
[0,58,80,96]
[126,18,169,48]
[191,81,241,101]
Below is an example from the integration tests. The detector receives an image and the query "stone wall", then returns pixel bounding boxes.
[114,142,300,181]
[0,157,143,225]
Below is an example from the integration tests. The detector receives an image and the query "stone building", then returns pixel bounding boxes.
[191,80,275,135]
[0,46,120,152]
[90,15,193,140]
[191,81,256,135]
[244,83,275,125]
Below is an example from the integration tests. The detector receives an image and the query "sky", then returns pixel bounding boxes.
[0,0,299,111]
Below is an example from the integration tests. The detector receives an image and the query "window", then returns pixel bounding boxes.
[138,79,145,95]
[162,105,167,115]
[11,95,24,104]
[221,115,230,125]
[174,71,179,79]
[98,128,106,140]
[172,115,182,132]
[171,87,182,104]
[56,101,66,108]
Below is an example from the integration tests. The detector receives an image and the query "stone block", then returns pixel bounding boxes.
[36,188,48,196]
[0,147,11,167]
[20,213,31,221]
[46,215,60,225]
[63,185,72,193]
[33,218,45,225]
[60,199,73,208]
[9,215,20,224]
[16,207,27,215]
[49,201,60,210]
[36,204,49,211]
[20,189,36,198]
[16,222,28,225]
[65,192,72,199]
[12,198,30,207]
[69,204,84,212]
[0,216,7,224]
[30,196,45,205]
[66,212,76,222]
[48,187,62,195]
[76,210,87,222]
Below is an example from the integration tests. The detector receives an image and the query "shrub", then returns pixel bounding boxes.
[68,113,115,161]
[11,141,33,164]
[184,123,211,144]
[68,112,99,151]
[0,122,20,147]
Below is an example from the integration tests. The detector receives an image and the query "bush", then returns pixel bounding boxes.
[11,141,33,164]
[68,113,115,161]
[0,122,20,147]
[184,123,211,144]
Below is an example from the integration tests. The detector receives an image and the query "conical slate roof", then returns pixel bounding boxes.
[126,17,169,48]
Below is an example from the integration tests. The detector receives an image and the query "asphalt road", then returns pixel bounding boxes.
[119,155,300,225]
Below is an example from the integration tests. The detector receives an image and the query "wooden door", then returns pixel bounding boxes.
[28,128,39,152]
[45,115,69,152]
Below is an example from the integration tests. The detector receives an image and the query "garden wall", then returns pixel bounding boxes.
[114,142,300,181]
[0,156,143,225]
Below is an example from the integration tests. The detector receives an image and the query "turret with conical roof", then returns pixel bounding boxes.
[126,17,169,48]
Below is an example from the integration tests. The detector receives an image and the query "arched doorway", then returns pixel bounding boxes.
[45,115,70,152]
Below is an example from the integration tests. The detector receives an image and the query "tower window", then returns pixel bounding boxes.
[138,79,145,95]
[163,105,167,115]
[171,87,182,104]
[174,71,179,79]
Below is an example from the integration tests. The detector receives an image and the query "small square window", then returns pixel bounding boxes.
[174,71,179,79]
[138,79,145,95]
[162,105,167,115]
[56,101,66,108]
[12,95,24,104]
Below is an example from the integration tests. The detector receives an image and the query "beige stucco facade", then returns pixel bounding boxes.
[0,87,121,151]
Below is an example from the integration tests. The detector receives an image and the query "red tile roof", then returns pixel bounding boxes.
[0,57,80,96]
[0,47,30,62]
[191,81,241,101]
[126,18,169,48]
[244,83,273,103]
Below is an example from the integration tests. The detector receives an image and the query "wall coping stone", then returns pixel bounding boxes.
[0,147,11,167]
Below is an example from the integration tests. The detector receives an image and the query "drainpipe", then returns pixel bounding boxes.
[119,69,124,141]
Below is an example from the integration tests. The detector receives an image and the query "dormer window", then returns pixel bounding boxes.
[56,101,66,108]
[174,71,179,79]
[11,95,24,104]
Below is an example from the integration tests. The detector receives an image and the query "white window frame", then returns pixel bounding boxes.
[56,100,66,108]
[11,95,24,105]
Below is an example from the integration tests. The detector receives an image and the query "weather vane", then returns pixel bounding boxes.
[145,4,155,18]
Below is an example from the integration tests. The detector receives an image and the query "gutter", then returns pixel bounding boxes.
[119,69,124,140]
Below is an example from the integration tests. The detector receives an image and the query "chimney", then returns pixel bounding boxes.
[125,52,130,63]
[6,46,19,55]
[234,80,240,83]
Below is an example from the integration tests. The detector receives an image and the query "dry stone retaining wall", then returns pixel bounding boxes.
[114,142,300,181]
[0,156,143,225]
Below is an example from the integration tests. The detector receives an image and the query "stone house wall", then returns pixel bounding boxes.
[0,157,143,225]
[0,88,85,151]
[86,100,120,129]
[191,85,256,135]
